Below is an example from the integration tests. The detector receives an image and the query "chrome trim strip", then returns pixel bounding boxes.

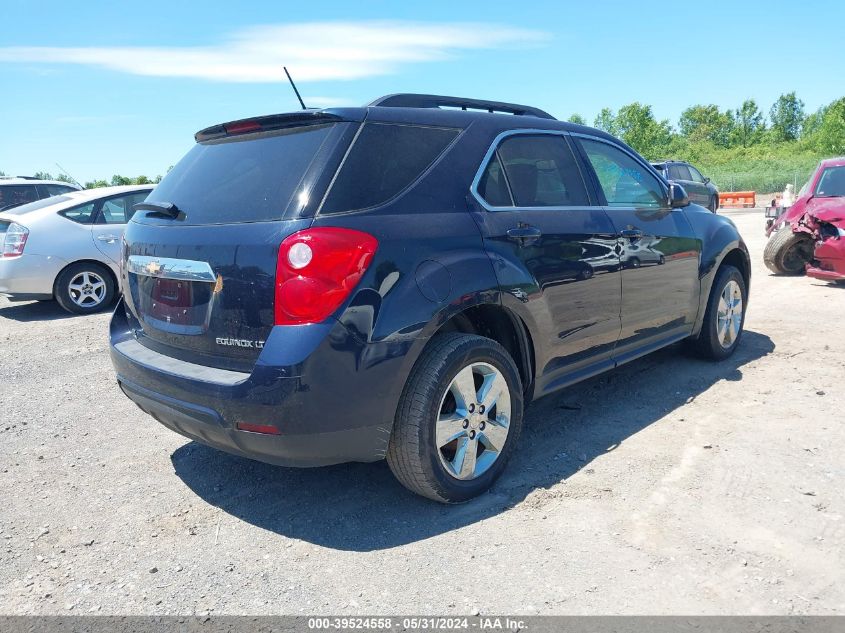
[127,256,216,283]
[114,338,248,386]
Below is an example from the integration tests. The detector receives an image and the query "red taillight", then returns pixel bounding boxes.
[275,228,378,326]
[2,222,29,257]
[224,120,262,135]
[236,422,281,435]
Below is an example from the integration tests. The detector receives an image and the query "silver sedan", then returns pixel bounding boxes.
[0,185,153,313]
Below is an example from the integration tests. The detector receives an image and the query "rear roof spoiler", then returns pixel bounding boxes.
[368,93,556,120]
[195,110,347,142]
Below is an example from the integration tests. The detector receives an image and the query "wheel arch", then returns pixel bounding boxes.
[691,243,751,337]
[433,303,535,402]
[52,258,118,298]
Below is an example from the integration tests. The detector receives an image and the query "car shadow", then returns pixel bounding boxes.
[171,330,774,552]
[0,299,78,322]
[0,299,112,322]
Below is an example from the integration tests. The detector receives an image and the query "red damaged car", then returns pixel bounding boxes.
[764,157,845,281]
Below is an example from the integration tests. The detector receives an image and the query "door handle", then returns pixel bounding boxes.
[97,235,120,243]
[506,225,542,245]
[620,228,643,239]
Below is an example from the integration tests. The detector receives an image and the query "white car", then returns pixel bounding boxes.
[0,177,82,211]
[0,185,154,313]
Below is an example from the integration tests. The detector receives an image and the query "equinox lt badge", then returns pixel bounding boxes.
[215,337,265,349]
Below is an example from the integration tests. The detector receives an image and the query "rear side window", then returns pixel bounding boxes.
[476,134,589,208]
[669,164,692,181]
[40,184,77,197]
[1,195,71,216]
[140,123,339,225]
[320,123,459,214]
[0,185,38,211]
[60,202,97,224]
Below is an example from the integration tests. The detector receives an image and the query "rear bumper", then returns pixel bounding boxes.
[118,377,388,467]
[0,253,64,298]
[110,300,401,467]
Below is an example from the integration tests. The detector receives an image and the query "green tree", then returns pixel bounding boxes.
[33,171,53,180]
[55,173,75,184]
[0,170,6,177]
[811,98,845,154]
[84,179,109,189]
[731,100,765,147]
[110,174,132,186]
[769,92,805,142]
[802,105,827,139]
[614,102,673,158]
[593,108,618,135]
[679,104,734,147]
[567,113,586,125]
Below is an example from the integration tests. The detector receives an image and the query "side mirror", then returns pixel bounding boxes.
[703,177,711,185]
[669,183,690,208]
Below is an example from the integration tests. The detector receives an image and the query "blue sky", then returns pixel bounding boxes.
[1,0,843,182]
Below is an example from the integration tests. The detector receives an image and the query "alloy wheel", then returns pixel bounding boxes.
[716,279,743,348]
[435,362,511,480]
[68,271,107,308]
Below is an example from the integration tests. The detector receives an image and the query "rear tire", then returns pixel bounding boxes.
[763,228,814,275]
[54,262,116,314]
[688,265,746,360]
[386,333,524,503]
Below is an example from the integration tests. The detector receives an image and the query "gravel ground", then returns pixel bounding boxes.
[1,209,843,615]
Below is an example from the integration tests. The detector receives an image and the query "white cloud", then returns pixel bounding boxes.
[0,21,549,83]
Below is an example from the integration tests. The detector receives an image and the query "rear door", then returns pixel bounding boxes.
[471,132,622,384]
[574,137,701,361]
[121,121,355,372]
[91,191,151,263]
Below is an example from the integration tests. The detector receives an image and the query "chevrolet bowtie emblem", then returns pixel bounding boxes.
[146,261,162,275]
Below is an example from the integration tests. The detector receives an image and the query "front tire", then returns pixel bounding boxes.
[763,228,813,275]
[54,262,116,314]
[688,265,746,360]
[386,333,524,503]
[708,195,718,213]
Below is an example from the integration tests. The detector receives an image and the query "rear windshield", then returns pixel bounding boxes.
[1,195,72,215]
[139,123,340,225]
[320,123,459,214]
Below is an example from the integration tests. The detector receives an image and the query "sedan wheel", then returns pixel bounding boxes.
[55,262,117,314]
[68,271,108,309]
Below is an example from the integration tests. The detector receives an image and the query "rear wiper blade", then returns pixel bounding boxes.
[133,201,181,218]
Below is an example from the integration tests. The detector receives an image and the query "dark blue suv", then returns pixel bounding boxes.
[110,94,750,502]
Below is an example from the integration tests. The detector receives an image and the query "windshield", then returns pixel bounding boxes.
[814,166,845,198]
[0,195,72,215]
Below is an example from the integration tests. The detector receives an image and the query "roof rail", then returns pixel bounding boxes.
[368,93,556,120]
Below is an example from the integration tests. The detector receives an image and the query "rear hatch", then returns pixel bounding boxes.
[121,115,357,372]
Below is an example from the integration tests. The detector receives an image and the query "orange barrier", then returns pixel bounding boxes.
[719,191,756,208]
